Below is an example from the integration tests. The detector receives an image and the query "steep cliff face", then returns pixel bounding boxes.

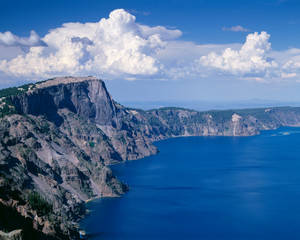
[12,77,119,126]
[11,77,158,161]
[1,76,300,239]
[0,77,160,239]
[146,107,300,137]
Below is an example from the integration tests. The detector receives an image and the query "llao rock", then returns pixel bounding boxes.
[12,77,119,126]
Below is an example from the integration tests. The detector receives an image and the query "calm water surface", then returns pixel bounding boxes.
[80,127,300,240]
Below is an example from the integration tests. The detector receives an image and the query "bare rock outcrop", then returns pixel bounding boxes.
[1,76,300,239]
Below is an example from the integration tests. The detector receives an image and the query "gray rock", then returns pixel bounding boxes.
[1,77,300,239]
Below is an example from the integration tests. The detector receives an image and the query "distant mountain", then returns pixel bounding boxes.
[1,76,300,239]
[121,99,300,111]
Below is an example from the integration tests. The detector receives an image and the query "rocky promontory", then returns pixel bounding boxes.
[1,76,300,239]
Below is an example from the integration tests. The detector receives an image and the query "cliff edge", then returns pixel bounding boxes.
[1,76,300,239]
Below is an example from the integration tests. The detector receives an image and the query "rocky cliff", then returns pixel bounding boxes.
[1,76,300,239]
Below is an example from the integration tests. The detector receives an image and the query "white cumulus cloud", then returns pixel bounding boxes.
[0,30,46,47]
[284,57,300,69]
[0,9,181,79]
[139,25,182,41]
[199,31,277,75]
[0,9,300,83]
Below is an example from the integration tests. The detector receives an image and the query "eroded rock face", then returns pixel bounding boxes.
[12,78,118,126]
[2,77,300,239]
[0,229,23,240]
[1,77,158,239]
[11,77,159,161]
[0,113,128,239]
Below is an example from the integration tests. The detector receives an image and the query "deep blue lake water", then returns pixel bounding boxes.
[80,127,300,240]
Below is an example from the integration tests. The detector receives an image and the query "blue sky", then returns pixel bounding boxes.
[1,0,299,49]
[1,0,300,103]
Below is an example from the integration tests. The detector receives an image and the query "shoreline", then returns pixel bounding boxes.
[78,125,300,239]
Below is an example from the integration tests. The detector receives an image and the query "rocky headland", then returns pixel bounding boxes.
[1,76,300,239]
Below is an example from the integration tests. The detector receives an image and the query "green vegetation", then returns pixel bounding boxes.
[39,122,50,134]
[148,116,163,127]
[116,134,127,144]
[0,83,35,118]
[19,145,34,159]
[28,191,52,216]
[0,99,17,118]
[148,107,194,112]
[0,83,34,98]
[0,77,60,99]
[89,141,95,148]
[204,110,235,122]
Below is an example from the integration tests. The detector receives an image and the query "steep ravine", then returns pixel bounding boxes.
[1,76,300,239]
